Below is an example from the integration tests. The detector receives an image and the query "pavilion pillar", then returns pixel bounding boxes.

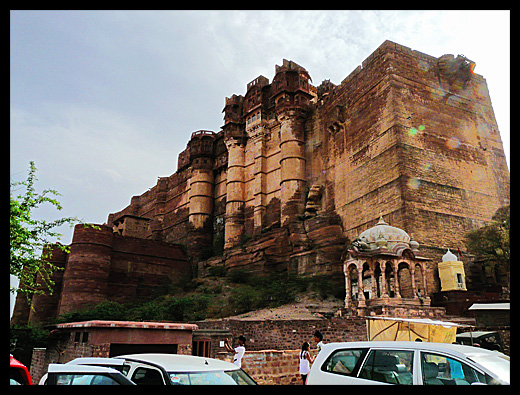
[393,262,401,298]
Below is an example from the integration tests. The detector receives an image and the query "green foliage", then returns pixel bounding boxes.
[207,265,227,277]
[229,285,263,314]
[56,300,128,323]
[227,268,255,284]
[465,205,510,288]
[225,270,343,314]
[10,324,51,368]
[54,270,344,323]
[308,274,345,299]
[56,295,212,324]
[10,162,81,303]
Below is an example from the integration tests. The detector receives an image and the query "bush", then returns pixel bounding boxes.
[10,324,50,368]
[56,300,127,323]
[308,274,345,299]
[162,295,210,321]
[207,265,227,277]
[227,269,255,285]
[229,285,262,314]
[129,300,167,321]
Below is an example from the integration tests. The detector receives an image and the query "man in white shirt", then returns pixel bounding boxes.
[224,335,246,367]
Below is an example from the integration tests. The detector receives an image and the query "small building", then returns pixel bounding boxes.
[468,303,510,327]
[438,249,467,291]
[29,320,198,384]
[343,216,444,318]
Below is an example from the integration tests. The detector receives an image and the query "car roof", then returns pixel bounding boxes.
[48,364,122,374]
[10,355,27,369]
[116,353,240,372]
[456,331,498,338]
[65,357,126,366]
[320,341,502,359]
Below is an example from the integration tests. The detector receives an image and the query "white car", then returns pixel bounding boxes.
[306,341,509,385]
[116,353,257,385]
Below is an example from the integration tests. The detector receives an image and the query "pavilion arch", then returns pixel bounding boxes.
[384,261,395,297]
[398,262,413,298]
[346,263,360,302]
[373,262,382,298]
[362,262,372,299]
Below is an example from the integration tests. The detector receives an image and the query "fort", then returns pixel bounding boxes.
[11,40,509,325]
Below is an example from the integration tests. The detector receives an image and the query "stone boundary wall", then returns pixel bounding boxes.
[216,349,303,385]
[195,316,368,351]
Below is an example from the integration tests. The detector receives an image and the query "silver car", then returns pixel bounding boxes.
[306,341,509,385]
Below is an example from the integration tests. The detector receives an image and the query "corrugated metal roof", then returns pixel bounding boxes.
[468,303,510,311]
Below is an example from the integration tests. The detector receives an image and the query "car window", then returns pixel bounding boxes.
[421,352,493,385]
[322,348,368,376]
[359,349,414,385]
[131,367,165,385]
[169,370,255,385]
[55,374,121,385]
[10,367,29,385]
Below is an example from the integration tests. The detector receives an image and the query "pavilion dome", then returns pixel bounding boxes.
[358,216,411,251]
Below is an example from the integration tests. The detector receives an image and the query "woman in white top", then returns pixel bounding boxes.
[299,342,314,385]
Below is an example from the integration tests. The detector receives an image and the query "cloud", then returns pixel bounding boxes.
[10,10,510,318]
[11,11,510,229]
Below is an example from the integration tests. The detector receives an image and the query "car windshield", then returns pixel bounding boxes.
[468,354,510,384]
[168,369,256,385]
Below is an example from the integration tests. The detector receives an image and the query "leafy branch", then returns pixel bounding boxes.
[10,161,80,304]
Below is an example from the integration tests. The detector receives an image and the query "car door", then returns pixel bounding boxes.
[130,365,167,385]
[418,351,494,385]
[357,348,415,385]
[317,347,371,384]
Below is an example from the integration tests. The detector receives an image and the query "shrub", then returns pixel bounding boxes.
[227,269,255,284]
[229,285,262,314]
[207,265,227,277]
[56,300,127,323]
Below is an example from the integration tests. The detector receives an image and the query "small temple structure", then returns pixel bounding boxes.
[438,249,467,292]
[343,216,441,317]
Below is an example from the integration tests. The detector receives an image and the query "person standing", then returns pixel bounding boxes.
[314,330,324,355]
[299,342,314,385]
[224,336,246,368]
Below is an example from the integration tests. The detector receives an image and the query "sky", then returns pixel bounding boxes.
[10,10,510,314]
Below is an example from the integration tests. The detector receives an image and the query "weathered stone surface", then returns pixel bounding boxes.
[12,40,509,325]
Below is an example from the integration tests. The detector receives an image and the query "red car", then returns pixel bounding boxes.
[10,355,32,385]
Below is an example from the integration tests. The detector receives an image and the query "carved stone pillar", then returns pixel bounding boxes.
[357,264,366,305]
[344,263,351,309]
[410,266,417,298]
[393,261,401,298]
[381,263,388,297]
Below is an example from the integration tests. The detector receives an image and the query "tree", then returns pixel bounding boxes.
[465,205,510,289]
[10,161,80,303]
